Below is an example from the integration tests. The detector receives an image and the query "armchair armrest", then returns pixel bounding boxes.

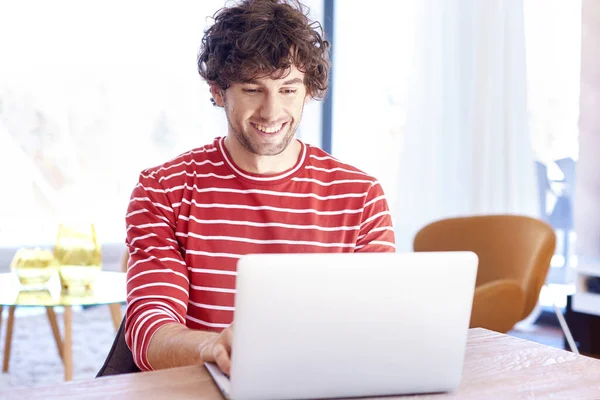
[469,279,526,333]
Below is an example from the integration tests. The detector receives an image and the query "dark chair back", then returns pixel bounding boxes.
[96,317,141,377]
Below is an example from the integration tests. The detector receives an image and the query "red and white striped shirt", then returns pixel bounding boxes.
[125,137,395,370]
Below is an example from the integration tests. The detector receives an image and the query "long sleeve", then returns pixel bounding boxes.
[355,181,396,252]
[124,171,190,371]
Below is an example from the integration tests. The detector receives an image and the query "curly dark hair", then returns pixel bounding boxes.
[197,0,330,103]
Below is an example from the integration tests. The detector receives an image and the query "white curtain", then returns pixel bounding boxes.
[394,0,538,251]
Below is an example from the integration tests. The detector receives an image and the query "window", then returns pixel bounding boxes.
[525,0,581,164]
[331,1,415,219]
[0,0,323,246]
[524,0,582,285]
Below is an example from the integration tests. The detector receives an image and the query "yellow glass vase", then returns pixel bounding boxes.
[10,248,58,289]
[54,223,102,291]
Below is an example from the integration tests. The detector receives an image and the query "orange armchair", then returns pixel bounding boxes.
[413,215,556,333]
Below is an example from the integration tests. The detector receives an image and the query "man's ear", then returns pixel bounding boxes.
[210,85,225,107]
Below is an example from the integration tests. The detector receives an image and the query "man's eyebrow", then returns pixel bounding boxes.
[282,78,303,85]
[242,77,303,86]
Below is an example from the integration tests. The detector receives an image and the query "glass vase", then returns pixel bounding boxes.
[54,223,102,291]
[10,247,57,289]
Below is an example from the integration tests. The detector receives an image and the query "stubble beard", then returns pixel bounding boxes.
[225,106,303,157]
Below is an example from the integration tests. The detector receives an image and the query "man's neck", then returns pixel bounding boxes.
[223,136,301,175]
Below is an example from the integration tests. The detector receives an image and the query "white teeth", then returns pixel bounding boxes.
[254,123,283,133]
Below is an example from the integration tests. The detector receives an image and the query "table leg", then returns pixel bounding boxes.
[63,306,73,381]
[46,307,64,361]
[2,306,16,373]
[108,303,122,331]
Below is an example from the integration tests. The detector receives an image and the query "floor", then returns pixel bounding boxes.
[0,305,122,391]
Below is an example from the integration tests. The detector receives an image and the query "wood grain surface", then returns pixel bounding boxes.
[3,328,600,399]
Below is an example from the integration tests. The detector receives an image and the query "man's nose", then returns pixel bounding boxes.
[259,93,282,122]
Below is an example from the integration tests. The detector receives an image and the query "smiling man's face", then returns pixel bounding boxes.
[212,65,307,157]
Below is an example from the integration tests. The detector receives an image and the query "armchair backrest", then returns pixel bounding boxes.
[413,215,556,319]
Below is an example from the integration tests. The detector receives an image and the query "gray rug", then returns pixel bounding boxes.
[0,304,125,392]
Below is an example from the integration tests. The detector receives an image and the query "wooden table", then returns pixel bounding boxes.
[3,328,600,399]
[0,271,126,381]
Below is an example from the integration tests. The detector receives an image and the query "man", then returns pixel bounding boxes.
[125,0,395,376]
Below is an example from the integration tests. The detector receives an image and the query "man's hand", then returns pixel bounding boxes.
[199,325,233,375]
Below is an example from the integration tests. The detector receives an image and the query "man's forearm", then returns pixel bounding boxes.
[146,322,218,370]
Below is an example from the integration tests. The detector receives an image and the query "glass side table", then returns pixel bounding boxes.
[0,271,126,381]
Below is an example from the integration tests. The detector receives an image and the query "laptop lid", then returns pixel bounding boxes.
[214,251,478,400]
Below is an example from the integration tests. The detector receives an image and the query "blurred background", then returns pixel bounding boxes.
[1,0,600,388]
[0,0,585,302]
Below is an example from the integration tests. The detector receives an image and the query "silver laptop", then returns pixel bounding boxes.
[206,251,478,400]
